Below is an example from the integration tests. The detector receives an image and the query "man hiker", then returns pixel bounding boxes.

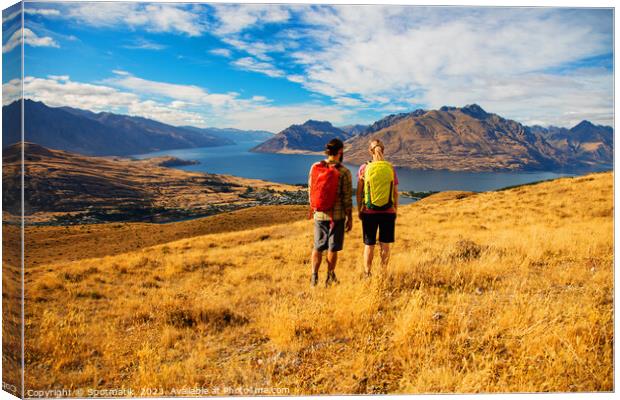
[308,138,353,287]
[356,139,398,277]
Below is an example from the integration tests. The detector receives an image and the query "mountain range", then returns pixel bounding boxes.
[2,100,613,171]
[1,100,266,156]
[530,121,613,167]
[252,104,613,171]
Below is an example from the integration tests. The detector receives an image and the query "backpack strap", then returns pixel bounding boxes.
[328,161,341,228]
[308,162,319,219]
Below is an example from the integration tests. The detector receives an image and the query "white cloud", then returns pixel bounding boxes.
[11,76,206,127]
[24,28,59,48]
[2,30,21,53]
[21,75,139,111]
[25,8,61,17]
[2,28,59,53]
[208,6,295,77]
[232,57,284,78]
[47,75,69,81]
[127,100,207,127]
[221,37,285,61]
[105,71,240,107]
[59,3,205,36]
[425,69,614,128]
[2,8,20,24]
[2,78,22,105]
[212,4,291,35]
[209,48,232,58]
[224,103,352,132]
[333,97,365,107]
[278,6,613,127]
[6,73,354,132]
[123,38,167,50]
[286,75,305,84]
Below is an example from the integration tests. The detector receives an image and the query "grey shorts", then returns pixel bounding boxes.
[314,220,345,252]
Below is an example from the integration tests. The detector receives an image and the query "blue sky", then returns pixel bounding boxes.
[2,2,614,131]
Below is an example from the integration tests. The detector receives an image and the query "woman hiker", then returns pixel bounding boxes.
[356,139,398,277]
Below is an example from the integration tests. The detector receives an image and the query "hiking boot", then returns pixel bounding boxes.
[325,270,340,287]
[311,272,319,287]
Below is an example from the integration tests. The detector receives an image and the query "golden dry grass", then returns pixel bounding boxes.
[23,205,307,266]
[2,224,23,396]
[22,172,613,394]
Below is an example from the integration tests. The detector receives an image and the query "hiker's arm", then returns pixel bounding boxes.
[343,170,353,212]
[307,167,312,199]
[356,178,364,219]
[393,182,399,214]
[344,171,353,231]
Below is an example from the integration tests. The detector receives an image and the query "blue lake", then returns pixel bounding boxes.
[135,140,607,204]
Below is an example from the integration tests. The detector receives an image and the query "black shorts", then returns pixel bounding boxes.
[314,219,345,252]
[362,213,396,245]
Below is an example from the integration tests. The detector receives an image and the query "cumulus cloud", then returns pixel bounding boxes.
[105,71,241,108]
[2,28,59,53]
[2,78,22,105]
[291,7,613,126]
[14,4,612,126]
[8,73,353,131]
[333,97,366,107]
[123,38,167,50]
[222,102,353,132]
[57,3,205,36]
[232,57,285,78]
[25,8,61,17]
[208,5,612,126]
[426,69,614,127]
[10,75,205,126]
[212,4,291,35]
[209,48,232,58]
[222,37,286,61]
[2,8,20,24]
[47,75,69,81]
[104,71,353,129]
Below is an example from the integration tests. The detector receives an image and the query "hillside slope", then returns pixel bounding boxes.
[3,142,305,223]
[345,104,564,171]
[251,120,350,153]
[23,172,613,393]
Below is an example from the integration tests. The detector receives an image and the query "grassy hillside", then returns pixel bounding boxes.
[23,172,613,394]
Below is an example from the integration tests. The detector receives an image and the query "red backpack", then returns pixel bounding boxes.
[309,161,341,213]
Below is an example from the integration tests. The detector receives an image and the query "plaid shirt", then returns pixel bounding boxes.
[308,161,353,221]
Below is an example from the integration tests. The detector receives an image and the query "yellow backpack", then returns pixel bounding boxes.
[364,161,394,210]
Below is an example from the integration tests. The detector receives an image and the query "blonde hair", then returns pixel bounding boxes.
[369,139,385,161]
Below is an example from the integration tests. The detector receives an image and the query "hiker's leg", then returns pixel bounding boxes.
[327,220,344,273]
[364,244,375,275]
[379,242,391,269]
[313,220,329,274]
[326,251,338,273]
[362,214,378,277]
[312,249,323,274]
[377,214,395,270]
